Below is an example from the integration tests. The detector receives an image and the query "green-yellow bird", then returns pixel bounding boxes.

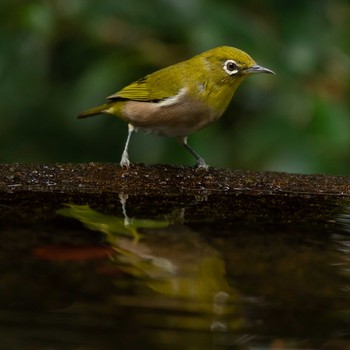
[78,46,274,169]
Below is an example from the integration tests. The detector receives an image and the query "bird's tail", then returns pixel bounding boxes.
[77,103,110,119]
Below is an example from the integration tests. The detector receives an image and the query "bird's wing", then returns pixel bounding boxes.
[107,66,184,102]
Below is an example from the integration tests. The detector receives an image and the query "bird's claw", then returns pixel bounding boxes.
[196,159,209,171]
[120,151,130,169]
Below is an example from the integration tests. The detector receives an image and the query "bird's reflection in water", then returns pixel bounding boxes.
[58,197,243,333]
[53,198,350,348]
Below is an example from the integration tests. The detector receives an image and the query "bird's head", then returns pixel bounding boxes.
[199,46,275,86]
[186,46,275,114]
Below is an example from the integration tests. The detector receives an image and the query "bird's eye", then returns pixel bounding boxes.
[223,60,239,75]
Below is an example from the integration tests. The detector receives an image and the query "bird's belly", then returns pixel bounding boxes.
[121,99,221,137]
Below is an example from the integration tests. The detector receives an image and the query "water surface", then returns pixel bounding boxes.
[1,192,350,349]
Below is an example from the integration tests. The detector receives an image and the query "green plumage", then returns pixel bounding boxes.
[77,46,274,168]
[77,103,110,119]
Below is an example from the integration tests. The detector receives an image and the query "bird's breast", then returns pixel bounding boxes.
[120,91,222,137]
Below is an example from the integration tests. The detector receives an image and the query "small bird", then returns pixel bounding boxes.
[78,46,274,169]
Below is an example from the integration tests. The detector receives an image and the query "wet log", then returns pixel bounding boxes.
[1,163,350,227]
[1,163,350,197]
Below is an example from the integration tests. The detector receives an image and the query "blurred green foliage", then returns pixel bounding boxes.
[1,0,349,174]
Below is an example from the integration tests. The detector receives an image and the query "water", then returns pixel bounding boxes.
[1,192,350,349]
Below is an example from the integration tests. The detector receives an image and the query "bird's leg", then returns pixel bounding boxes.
[177,136,209,170]
[120,124,135,168]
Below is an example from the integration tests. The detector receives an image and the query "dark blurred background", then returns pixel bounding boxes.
[1,0,349,174]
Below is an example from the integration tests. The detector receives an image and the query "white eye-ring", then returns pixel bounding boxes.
[223,60,239,75]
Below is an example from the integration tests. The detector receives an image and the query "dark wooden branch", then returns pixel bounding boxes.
[1,163,350,197]
[1,163,350,227]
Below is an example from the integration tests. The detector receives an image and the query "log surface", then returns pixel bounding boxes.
[1,163,350,197]
[1,163,349,227]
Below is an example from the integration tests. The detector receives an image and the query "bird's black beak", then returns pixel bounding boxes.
[244,64,275,75]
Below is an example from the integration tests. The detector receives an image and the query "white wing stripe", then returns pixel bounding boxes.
[158,88,187,107]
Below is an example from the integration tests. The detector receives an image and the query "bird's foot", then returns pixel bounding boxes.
[196,158,209,171]
[120,151,130,169]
